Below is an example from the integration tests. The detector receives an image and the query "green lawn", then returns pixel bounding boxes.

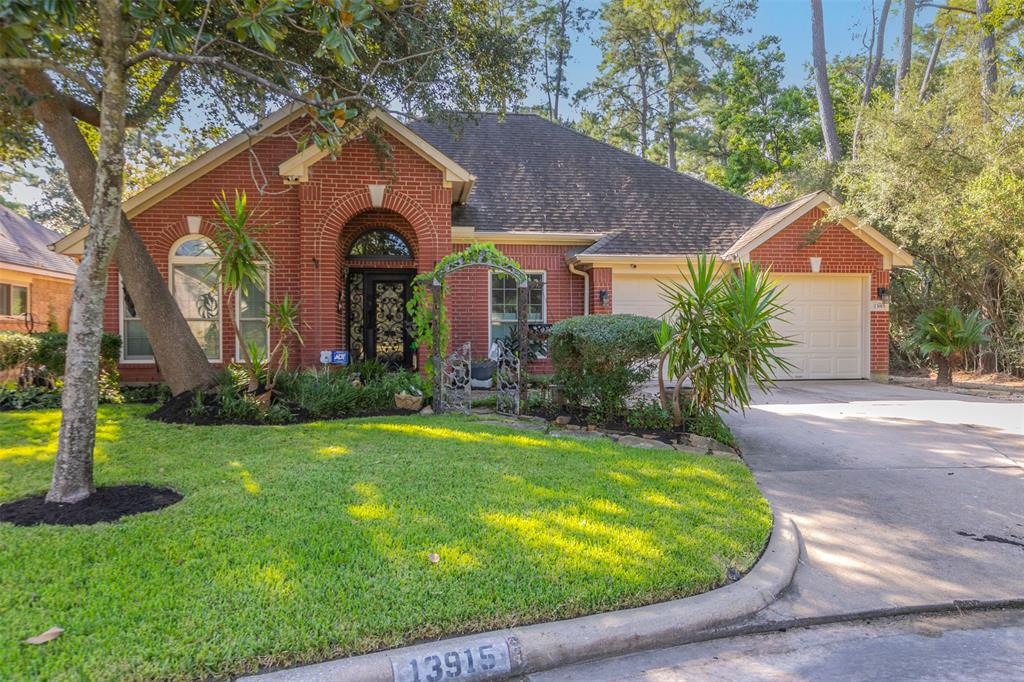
[0,406,771,681]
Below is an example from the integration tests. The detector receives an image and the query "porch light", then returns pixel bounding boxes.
[598,289,609,307]
[809,256,822,273]
[877,286,890,302]
[368,184,387,208]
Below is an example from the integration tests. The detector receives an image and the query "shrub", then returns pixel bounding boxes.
[0,332,40,370]
[625,397,673,432]
[273,365,427,418]
[32,332,121,374]
[550,314,661,423]
[0,385,62,410]
[121,383,172,404]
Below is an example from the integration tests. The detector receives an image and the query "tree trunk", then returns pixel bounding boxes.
[895,0,916,101]
[47,0,127,504]
[810,0,843,164]
[976,0,997,118]
[934,353,952,386]
[919,26,947,100]
[22,75,218,396]
[853,0,893,155]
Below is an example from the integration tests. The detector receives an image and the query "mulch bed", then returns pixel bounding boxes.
[0,485,182,527]
[146,390,418,426]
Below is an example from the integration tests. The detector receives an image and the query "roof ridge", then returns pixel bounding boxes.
[527,115,768,213]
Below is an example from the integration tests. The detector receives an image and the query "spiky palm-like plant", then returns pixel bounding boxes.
[912,306,990,385]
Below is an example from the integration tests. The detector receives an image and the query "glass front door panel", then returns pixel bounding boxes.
[374,282,406,366]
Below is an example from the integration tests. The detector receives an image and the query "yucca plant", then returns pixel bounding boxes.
[656,255,793,427]
[210,191,271,393]
[912,306,991,386]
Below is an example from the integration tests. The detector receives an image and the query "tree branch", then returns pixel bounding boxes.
[125,49,372,109]
[918,3,976,14]
[125,62,184,127]
[0,58,99,99]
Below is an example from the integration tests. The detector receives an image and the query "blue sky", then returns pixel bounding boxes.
[11,0,925,206]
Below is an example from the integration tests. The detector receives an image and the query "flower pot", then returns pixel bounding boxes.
[395,392,423,411]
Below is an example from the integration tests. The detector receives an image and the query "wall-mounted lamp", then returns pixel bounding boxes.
[809,256,822,273]
[876,286,890,302]
[598,289,609,307]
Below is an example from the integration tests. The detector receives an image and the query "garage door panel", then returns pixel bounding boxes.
[774,275,866,380]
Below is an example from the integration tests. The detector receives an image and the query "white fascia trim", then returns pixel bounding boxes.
[278,109,476,202]
[453,226,605,245]
[725,191,914,268]
[570,253,706,265]
[0,262,76,281]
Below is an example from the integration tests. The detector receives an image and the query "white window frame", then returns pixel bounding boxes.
[487,270,547,353]
[168,234,222,363]
[0,281,29,319]
[118,276,154,363]
[234,266,270,362]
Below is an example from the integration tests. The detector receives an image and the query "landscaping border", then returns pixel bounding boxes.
[237,510,799,682]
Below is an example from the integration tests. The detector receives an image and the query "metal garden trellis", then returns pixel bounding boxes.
[428,247,530,415]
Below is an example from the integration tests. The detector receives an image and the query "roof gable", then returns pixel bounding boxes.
[0,206,77,278]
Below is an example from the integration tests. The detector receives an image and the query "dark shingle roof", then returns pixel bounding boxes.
[0,205,78,276]
[407,113,770,255]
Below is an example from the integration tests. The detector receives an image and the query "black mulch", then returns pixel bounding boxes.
[146,390,418,426]
[0,485,182,527]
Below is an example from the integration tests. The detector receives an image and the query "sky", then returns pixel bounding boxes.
[10,0,928,207]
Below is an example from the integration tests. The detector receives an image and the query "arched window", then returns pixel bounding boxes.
[348,229,413,260]
[169,236,221,360]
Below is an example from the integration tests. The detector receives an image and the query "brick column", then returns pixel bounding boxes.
[589,267,613,314]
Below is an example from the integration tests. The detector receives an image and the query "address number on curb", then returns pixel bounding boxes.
[390,636,514,682]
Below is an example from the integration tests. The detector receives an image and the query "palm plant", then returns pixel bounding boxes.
[657,255,793,427]
[210,191,271,393]
[912,306,990,385]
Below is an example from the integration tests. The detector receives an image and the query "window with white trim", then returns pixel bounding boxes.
[0,283,28,317]
[490,271,545,347]
[120,280,153,360]
[236,269,269,360]
[170,237,220,360]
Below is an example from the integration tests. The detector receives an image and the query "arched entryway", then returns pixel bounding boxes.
[337,209,419,369]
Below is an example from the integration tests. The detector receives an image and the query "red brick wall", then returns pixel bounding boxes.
[749,207,890,375]
[0,270,73,332]
[109,120,452,382]
[447,243,586,373]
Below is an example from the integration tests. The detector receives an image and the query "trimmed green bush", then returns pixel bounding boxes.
[32,332,121,375]
[550,314,661,422]
[0,332,40,370]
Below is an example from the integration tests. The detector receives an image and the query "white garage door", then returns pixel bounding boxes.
[612,274,683,319]
[773,275,866,379]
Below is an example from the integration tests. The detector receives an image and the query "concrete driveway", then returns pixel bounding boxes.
[723,380,1024,620]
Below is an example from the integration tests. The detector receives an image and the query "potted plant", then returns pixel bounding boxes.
[470,357,495,389]
[395,385,424,411]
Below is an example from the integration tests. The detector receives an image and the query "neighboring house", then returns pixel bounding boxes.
[52,107,912,383]
[0,205,77,332]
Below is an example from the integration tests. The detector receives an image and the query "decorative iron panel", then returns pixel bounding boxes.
[348,273,364,361]
[374,282,406,366]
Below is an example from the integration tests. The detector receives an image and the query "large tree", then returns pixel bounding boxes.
[810,0,843,163]
[0,0,530,503]
[523,0,594,121]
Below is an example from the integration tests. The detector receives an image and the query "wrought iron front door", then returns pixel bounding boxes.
[347,271,414,368]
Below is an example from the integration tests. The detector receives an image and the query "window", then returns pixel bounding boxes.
[120,281,153,361]
[0,283,28,316]
[236,269,269,360]
[170,237,220,360]
[348,229,412,259]
[490,271,545,347]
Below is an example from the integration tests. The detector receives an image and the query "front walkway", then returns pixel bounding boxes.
[727,380,1024,620]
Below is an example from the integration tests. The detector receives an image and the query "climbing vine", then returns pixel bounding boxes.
[406,243,525,369]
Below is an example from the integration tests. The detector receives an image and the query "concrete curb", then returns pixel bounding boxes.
[237,510,799,682]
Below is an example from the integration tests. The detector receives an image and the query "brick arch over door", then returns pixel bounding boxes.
[300,188,442,363]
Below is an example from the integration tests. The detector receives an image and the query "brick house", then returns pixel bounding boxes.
[52,107,912,382]
[0,205,76,333]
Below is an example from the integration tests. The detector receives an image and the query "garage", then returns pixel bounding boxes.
[611,273,683,319]
[772,274,867,379]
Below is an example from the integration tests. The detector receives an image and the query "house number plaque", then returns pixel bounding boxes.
[390,636,520,682]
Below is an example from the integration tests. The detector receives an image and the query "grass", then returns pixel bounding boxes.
[0,406,771,681]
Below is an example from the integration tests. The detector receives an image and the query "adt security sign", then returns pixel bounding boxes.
[320,350,350,365]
